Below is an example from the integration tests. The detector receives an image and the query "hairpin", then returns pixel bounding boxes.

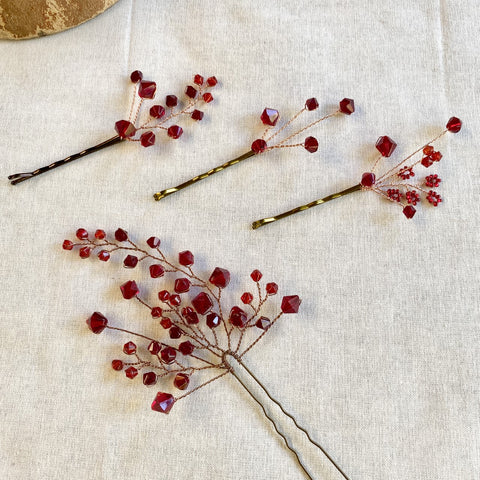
[8,71,217,185]
[251,116,462,229]
[63,228,352,480]
[153,97,355,200]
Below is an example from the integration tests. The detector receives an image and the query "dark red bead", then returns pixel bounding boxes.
[158,290,170,302]
[140,131,155,148]
[229,306,248,328]
[161,346,176,364]
[185,85,197,99]
[261,108,279,126]
[250,269,262,282]
[203,92,213,103]
[150,264,165,278]
[123,341,136,355]
[115,120,136,139]
[192,292,213,314]
[150,105,165,119]
[266,282,278,295]
[446,116,462,133]
[138,81,156,99]
[98,250,110,262]
[194,74,204,85]
[130,70,143,83]
[79,246,91,259]
[120,280,139,299]
[206,312,220,328]
[167,125,183,139]
[375,136,397,157]
[423,145,434,155]
[305,98,319,111]
[151,307,163,318]
[111,359,123,371]
[148,341,162,355]
[62,240,73,250]
[256,316,271,330]
[281,295,301,313]
[241,292,253,304]
[339,98,355,115]
[206,76,218,87]
[160,317,172,329]
[86,312,108,334]
[151,392,175,413]
[143,372,157,386]
[123,255,138,269]
[178,341,195,356]
[403,205,416,219]
[421,156,434,168]
[169,294,181,306]
[94,229,106,240]
[304,136,318,153]
[178,250,194,266]
[361,172,376,187]
[191,109,204,121]
[174,373,190,390]
[169,326,182,339]
[166,95,178,108]
[115,228,128,242]
[76,228,88,240]
[147,236,160,248]
[209,267,231,289]
[182,307,199,324]
[431,151,442,162]
[251,139,267,154]
[125,367,138,379]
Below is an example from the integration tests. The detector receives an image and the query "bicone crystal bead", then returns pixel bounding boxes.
[203,92,213,103]
[206,312,220,328]
[143,372,157,386]
[123,255,138,269]
[150,264,165,278]
[446,116,462,133]
[251,139,267,154]
[209,267,231,288]
[115,120,136,139]
[403,205,416,219]
[281,295,301,313]
[138,81,157,99]
[140,131,155,148]
[339,98,355,115]
[123,341,136,355]
[111,359,123,371]
[166,95,178,108]
[115,228,128,241]
[361,172,376,187]
[79,246,91,259]
[62,240,73,250]
[147,236,160,248]
[169,326,182,339]
[174,278,191,293]
[229,306,247,328]
[178,341,195,356]
[174,373,189,390]
[185,85,197,99]
[260,108,279,126]
[151,392,175,413]
[150,105,165,119]
[86,312,108,334]
[125,367,138,379]
[120,280,139,299]
[305,98,319,111]
[98,250,110,262]
[161,347,176,364]
[250,269,262,282]
[256,316,271,330]
[192,292,213,314]
[375,136,397,157]
[179,250,194,266]
[266,282,278,295]
[148,341,162,355]
[194,74,204,85]
[206,76,218,87]
[76,228,88,240]
[167,125,183,139]
[241,292,253,304]
[304,136,318,153]
[130,70,143,83]
[94,229,106,240]
[191,109,204,121]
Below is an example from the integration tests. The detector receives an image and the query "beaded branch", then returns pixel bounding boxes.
[63,228,351,480]
[153,97,355,200]
[252,116,462,229]
[9,71,217,185]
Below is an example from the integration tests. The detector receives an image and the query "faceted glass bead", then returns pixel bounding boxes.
[147,236,160,248]
[143,372,157,386]
[423,145,434,155]
[115,228,128,242]
[250,269,262,282]
[178,341,195,356]
[62,240,73,250]
[251,139,267,154]
[203,92,213,103]
[169,326,182,339]
[421,156,434,168]
[339,98,355,115]
[160,317,172,329]
[361,172,376,187]
[185,85,197,98]
[182,307,199,324]
[148,341,162,355]
[161,347,176,364]
[158,290,170,302]
[446,116,462,133]
[281,295,301,313]
[150,264,165,278]
[431,151,442,162]
[305,98,319,111]
[86,312,108,334]
[150,105,165,119]
[115,120,136,139]
[192,292,213,314]
[167,125,183,139]
[174,373,190,390]
[207,76,218,87]
[166,95,178,108]
[169,294,181,307]
[206,312,220,328]
[194,74,204,85]
[174,277,191,293]
[79,246,91,259]
[123,341,137,355]
[94,229,106,240]
[241,292,253,304]
[209,267,231,288]
[266,282,278,295]
[98,250,110,262]
[123,255,138,269]
[125,367,138,379]
[111,359,123,371]
[261,108,279,126]
[403,205,416,219]
[120,280,139,299]
[151,392,175,414]
[256,316,271,330]
[304,136,318,153]
[151,307,163,318]
[179,250,194,266]
[76,228,88,240]
[191,109,204,121]
[375,136,397,157]
[138,81,157,99]
[229,306,247,328]
[130,70,143,83]
[140,131,156,148]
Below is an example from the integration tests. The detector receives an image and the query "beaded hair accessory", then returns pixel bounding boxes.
[252,116,462,229]
[153,98,355,200]
[8,71,217,185]
[63,228,352,480]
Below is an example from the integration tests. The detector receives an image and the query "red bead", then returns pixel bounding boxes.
[191,109,204,121]
[150,264,165,278]
[148,341,161,355]
[174,373,190,390]
[281,295,301,313]
[166,95,178,108]
[130,70,143,83]
[206,76,218,87]
[94,229,106,240]
[115,120,136,139]
[147,236,160,248]
[158,290,170,302]
[178,341,195,356]
[305,98,319,111]
[206,312,220,328]
[98,250,110,262]
[387,189,402,202]
[185,85,197,99]
[251,139,267,154]
[425,174,441,188]
[266,282,278,295]
[304,136,318,153]
[151,307,163,318]
[256,316,271,330]
[151,392,175,413]
[229,306,247,328]
[426,190,442,206]
[339,98,355,115]
[446,116,462,133]
[143,372,157,386]
[125,367,138,379]
[421,156,434,168]
[203,92,213,103]
[209,267,231,288]
[138,81,156,99]
[86,312,108,334]
[169,326,182,339]
[79,246,91,259]
[241,292,253,304]
[169,294,181,307]
[160,317,172,329]
[423,145,434,155]
[115,228,128,242]
[260,108,279,126]
[123,341,136,355]
[375,136,397,157]
[120,280,139,299]
[361,172,376,187]
[251,269,262,282]
[111,359,123,371]
[179,250,194,266]
[431,151,442,162]
[161,346,176,364]
[140,131,156,148]
[167,125,183,139]
[405,190,420,205]
[403,205,416,219]
[150,105,165,119]
[76,228,88,240]
[194,74,204,85]
[62,240,73,250]
[398,166,414,180]
[182,307,199,324]
[123,255,138,268]
[192,292,213,314]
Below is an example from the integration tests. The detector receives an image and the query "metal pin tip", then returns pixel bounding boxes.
[153,193,164,201]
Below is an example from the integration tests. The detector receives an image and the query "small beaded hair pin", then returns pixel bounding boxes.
[8,71,217,185]
[63,228,352,480]
[153,97,355,200]
[251,116,462,229]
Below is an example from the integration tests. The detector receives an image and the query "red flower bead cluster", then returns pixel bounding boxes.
[63,229,301,414]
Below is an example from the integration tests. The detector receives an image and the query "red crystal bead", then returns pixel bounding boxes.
[167,125,183,139]
[339,98,355,115]
[191,109,204,121]
[185,85,197,99]
[421,156,434,168]
[256,316,271,330]
[431,151,442,162]
[251,139,267,154]
[150,264,165,278]
[94,229,106,240]
[79,246,91,259]
[111,359,123,371]
[194,74,204,85]
[160,317,172,329]
[281,295,301,313]
[147,236,160,248]
[203,92,213,103]
[174,373,190,390]
[138,81,156,99]
[76,228,88,240]
[115,120,136,139]
[143,372,157,386]
[169,294,181,307]
[179,250,194,266]
[140,131,156,148]
[423,145,434,155]
[158,290,170,302]
[86,312,108,334]
[125,367,138,379]
[151,392,175,413]
[446,116,462,133]
[305,98,319,111]
[209,267,231,288]
[207,76,218,87]
[151,307,163,318]
[260,108,279,126]
[115,228,128,242]
[161,346,176,364]
[229,306,247,328]
[375,136,397,157]
[169,326,182,339]
[148,341,162,355]
[182,307,199,324]
[150,105,165,119]
[98,250,110,262]
[62,240,73,250]
[206,312,220,328]
[166,95,178,108]
[361,172,376,187]
[304,136,318,153]
[403,205,416,219]
[241,292,253,304]
[192,292,213,314]
[120,280,139,299]
[123,341,136,355]
[266,282,278,295]
[130,70,143,83]
[178,341,195,356]
[251,269,262,282]
[123,255,138,269]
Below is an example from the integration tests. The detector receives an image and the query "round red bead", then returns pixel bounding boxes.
[304,136,318,153]
[167,125,183,139]
[446,116,462,133]
[174,373,190,390]
[62,240,73,250]
[251,139,267,154]
[130,70,143,83]
[111,359,123,371]
[361,172,376,187]
[140,131,155,148]
[76,228,88,240]
[79,246,91,259]
[143,372,157,386]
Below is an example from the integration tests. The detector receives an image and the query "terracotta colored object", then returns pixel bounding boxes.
[0,0,119,40]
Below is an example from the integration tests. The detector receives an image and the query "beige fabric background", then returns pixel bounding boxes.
[0,1,478,479]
